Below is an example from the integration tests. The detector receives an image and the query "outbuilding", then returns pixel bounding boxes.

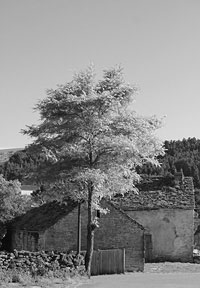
[113,176,195,262]
[5,199,144,272]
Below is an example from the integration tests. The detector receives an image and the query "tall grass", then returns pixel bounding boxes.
[0,266,84,286]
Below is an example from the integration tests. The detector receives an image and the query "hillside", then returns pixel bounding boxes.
[0,148,23,164]
[138,137,200,188]
[2,137,200,188]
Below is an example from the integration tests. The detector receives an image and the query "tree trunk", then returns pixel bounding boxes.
[85,183,94,277]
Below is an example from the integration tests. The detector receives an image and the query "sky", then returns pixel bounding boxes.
[1,0,200,149]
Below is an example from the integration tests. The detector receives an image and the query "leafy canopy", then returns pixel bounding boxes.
[23,66,164,209]
[0,175,32,223]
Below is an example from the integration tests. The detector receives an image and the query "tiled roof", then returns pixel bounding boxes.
[112,177,195,211]
[9,200,78,232]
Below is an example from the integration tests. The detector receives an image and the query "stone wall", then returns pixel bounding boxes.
[0,250,84,272]
[127,208,194,262]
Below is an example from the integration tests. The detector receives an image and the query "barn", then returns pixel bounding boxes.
[5,200,144,272]
[113,175,195,262]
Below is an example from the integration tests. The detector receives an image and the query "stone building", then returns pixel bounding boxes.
[5,200,144,272]
[194,227,200,249]
[194,189,200,249]
[113,176,195,262]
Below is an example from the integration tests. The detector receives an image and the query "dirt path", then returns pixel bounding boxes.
[79,262,200,288]
[80,273,200,288]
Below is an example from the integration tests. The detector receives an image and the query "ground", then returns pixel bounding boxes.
[80,263,200,288]
[80,273,200,288]
[2,263,200,288]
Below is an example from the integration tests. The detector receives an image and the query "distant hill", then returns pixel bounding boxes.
[2,138,200,189]
[0,147,47,183]
[0,148,23,164]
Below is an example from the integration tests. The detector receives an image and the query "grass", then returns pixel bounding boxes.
[2,262,200,287]
[0,266,86,287]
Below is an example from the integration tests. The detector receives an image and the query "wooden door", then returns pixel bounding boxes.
[144,233,153,262]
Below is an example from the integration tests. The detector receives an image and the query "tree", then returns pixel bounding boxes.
[2,148,50,183]
[0,175,32,223]
[23,66,164,275]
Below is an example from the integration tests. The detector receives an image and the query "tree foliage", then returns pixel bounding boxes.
[23,66,164,199]
[22,66,164,274]
[0,175,32,223]
[0,148,52,184]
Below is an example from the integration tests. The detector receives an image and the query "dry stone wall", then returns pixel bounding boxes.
[0,250,84,274]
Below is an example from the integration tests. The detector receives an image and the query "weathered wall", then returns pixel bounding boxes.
[11,230,41,251]
[194,217,200,249]
[126,209,194,262]
[9,208,80,253]
[93,203,144,272]
[24,203,144,272]
[194,232,200,249]
[42,206,79,253]
[194,215,200,248]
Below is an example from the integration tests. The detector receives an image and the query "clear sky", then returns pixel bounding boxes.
[1,0,200,149]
